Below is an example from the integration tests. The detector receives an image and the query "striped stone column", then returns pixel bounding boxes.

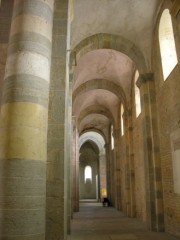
[0,0,54,239]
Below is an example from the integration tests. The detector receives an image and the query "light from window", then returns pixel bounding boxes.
[84,165,92,183]
[111,125,114,150]
[159,9,178,80]
[121,104,124,136]
[134,70,141,117]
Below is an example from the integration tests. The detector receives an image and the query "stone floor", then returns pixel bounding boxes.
[67,202,180,240]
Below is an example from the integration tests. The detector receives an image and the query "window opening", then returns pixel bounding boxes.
[134,70,141,117]
[111,125,114,150]
[84,165,92,183]
[121,104,124,136]
[159,9,178,80]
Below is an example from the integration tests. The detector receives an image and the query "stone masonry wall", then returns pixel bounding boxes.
[152,0,180,237]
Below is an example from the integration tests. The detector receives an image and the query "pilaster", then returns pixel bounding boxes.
[71,116,79,213]
[104,143,111,202]
[137,73,164,231]
[46,0,70,239]
[113,127,122,210]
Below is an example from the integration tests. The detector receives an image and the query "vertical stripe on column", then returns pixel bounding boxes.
[0,0,54,239]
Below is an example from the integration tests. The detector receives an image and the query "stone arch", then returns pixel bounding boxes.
[73,79,127,111]
[79,131,106,154]
[78,105,114,127]
[80,139,99,155]
[79,128,108,144]
[70,33,147,73]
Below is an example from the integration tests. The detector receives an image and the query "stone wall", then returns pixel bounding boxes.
[152,0,180,237]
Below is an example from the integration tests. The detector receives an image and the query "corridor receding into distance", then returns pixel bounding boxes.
[0,1,180,240]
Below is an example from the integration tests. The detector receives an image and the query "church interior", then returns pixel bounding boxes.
[0,0,180,239]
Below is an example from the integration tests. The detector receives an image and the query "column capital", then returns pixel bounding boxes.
[136,73,154,89]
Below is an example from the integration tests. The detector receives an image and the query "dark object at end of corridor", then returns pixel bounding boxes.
[102,197,110,207]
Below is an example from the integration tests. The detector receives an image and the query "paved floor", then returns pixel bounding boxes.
[68,202,180,240]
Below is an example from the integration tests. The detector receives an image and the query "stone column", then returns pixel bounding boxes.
[75,135,79,212]
[120,108,136,217]
[110,146,115,206]
[0,0,54,239]
[125,109,136,218]
[99,151,107,200]
[105,143,111,201]
[46,0,70,239]
[114,127,122,211]
[71,116,79,213]
[137,73,164,231]
[123,112,131,217]
[113,128,118,209]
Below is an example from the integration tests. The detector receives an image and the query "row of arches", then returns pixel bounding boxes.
[70,4,180,237]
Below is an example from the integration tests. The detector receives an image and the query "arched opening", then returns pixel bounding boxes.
[134,70,141,117]
[84,165,92,183]
[79,132,107,202]
[159,9,178,80]
[111,125,114,150]
[121,104,124,136]
[79,141,99,200]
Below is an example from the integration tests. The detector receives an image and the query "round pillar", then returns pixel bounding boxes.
[0,0,54,239]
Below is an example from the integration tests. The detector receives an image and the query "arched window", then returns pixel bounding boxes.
[121,104,124,136]
[159,9,178,80]
[134,70,141,117]
[84,165,92,183]
[111,125,114,150]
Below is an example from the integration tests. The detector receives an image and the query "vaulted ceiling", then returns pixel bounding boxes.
[71,0,163,140]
